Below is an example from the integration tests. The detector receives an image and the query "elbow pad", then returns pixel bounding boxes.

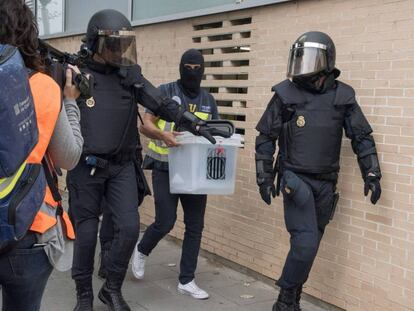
[255,94,283,140]
[136,78,178,122]
[344,104,373,142]
[122,66,184,123]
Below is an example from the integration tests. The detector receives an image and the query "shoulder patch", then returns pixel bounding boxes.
[200,105,212,113]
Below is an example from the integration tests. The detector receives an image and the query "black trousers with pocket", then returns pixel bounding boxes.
[67,159,139,287]
[276,170,336,289]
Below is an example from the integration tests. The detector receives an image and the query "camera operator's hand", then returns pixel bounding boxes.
[63,65,81,100]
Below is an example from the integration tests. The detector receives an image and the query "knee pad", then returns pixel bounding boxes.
[291,234,319,262]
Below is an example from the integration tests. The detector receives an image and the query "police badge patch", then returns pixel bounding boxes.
[296,116,305,127]
[86,97,95,108]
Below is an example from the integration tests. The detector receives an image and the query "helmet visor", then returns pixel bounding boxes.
[96,30,137,67]
[287,42,328,77]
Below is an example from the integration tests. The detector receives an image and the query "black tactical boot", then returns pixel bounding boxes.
[272,287,297,311]
[295,285,303,311]
[98,241,111,279]
[73,282,93,311]
[98,279,130,311]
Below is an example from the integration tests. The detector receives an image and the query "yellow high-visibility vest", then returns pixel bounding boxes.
[147,111,210,162]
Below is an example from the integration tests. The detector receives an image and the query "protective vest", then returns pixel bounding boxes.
[27,73,74,239]
[274,79,356,174]
[78,63,138,156]
[147,81,216,163]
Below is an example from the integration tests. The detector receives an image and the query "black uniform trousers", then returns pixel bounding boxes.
[138,169,207,285]
[277,171,335,289]
[100,201,114,247]
[67,159,139,286]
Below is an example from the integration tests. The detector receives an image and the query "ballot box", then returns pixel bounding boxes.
[168,132,243,194]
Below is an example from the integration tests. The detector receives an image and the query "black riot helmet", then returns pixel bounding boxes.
[287,31,336,78]
[84,9,137,67]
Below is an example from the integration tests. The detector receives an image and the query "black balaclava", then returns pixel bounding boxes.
[178,49,204,98]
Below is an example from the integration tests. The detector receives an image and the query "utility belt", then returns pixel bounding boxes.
[274,153,338,195]
[83,152,134,165]
[82,152,135,176]
[82,152,151,206]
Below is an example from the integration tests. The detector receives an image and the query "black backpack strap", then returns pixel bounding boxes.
[41,155,62,204]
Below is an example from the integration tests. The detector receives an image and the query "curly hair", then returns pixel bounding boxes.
[0,1,45,72]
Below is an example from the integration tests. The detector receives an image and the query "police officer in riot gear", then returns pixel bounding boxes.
[67,9,216,311]
[255,31,382,311]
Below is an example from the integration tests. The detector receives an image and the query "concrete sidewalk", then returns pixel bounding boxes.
[41,237,330,311]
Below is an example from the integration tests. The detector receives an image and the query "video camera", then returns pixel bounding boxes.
[38,39,93,98]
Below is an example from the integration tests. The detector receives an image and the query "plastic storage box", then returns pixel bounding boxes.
[168,132,243,194]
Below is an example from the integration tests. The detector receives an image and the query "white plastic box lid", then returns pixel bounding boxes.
[175,132,244,147]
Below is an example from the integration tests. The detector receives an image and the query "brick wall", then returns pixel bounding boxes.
[50,0,414,310]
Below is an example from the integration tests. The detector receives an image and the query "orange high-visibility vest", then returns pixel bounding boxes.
[27,72,75,239]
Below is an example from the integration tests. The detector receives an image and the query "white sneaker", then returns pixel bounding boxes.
[178,279,209,300]
[132,246,147,280]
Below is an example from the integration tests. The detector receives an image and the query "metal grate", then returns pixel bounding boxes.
[193,16,253,138]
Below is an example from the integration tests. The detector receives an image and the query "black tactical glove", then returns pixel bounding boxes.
[364,175,381,204]
[259,180,277,205]
[178,111,217,144]
[256,154,276,205]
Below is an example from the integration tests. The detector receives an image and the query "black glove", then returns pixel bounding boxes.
[364,175,381,204]
[259,180,277,205]
[178,111,217,144]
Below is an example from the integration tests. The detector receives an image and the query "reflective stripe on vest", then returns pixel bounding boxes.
[26,73,75,238]
[147,111,210,161]
[0,162,26,199]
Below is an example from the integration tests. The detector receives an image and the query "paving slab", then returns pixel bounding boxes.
[1,232,333,311]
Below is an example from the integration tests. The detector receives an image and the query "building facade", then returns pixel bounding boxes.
[45,0,414,310]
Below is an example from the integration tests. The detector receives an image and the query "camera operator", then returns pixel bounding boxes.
[0,2,84,311]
